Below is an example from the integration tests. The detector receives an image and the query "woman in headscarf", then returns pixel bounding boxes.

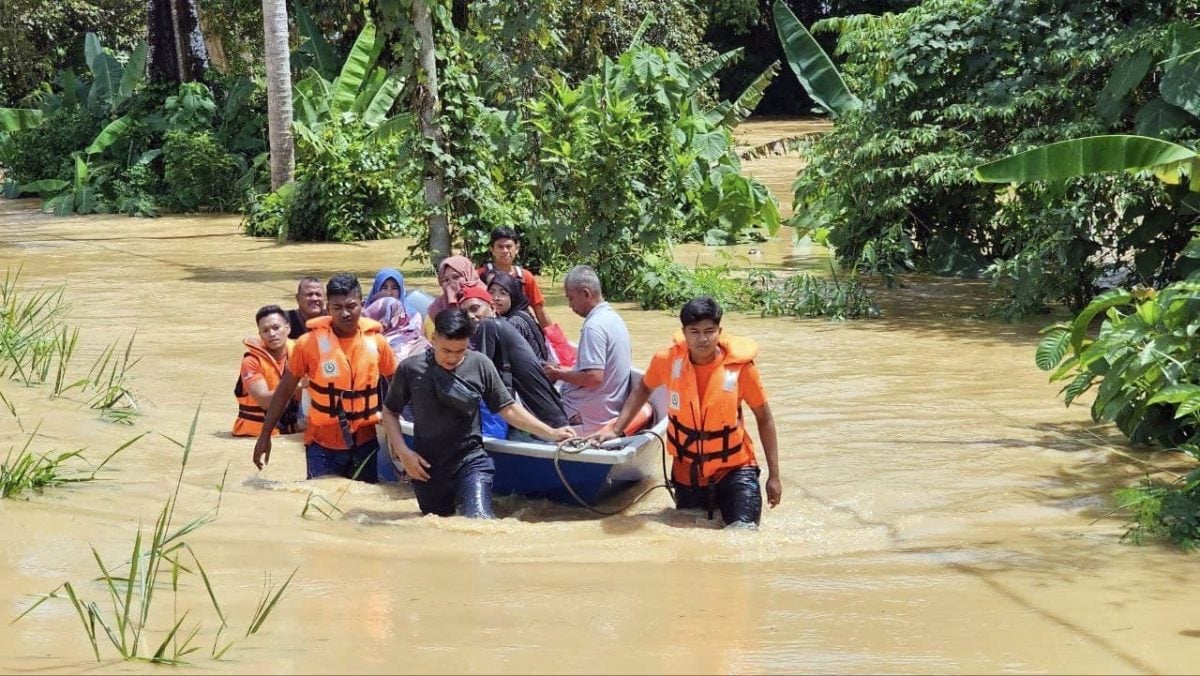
[368,268,405,304]
[363,296,430,363]
[426,255,481,320]
[486,270,549,362]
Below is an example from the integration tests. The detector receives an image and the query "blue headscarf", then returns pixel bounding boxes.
[368,268,405,304]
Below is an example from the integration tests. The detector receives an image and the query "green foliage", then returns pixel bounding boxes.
[162,130,241,211]
[14,406,295,663]
[0,268,139,420]
[246,123,422,243]
[790,0,1200,315]
[1,33,269,216]
[1,105,101,185]
[1,428,139,499]
[1036,271,1200,447]
[0,0,144,107]
[1116,473,1200,550]
[635,252,879,320]
[773,0,860,118]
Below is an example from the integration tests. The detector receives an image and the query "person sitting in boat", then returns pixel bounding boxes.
[380,308,576,518]
[252,273,398,483]
[591,297,781,528]
[457,284,570,440]
[476,227,552,328]
[485,270,549,362]
[543,265,631,435]
[286,276,326,340]
[364,296,430,364]
[233,305,302,437]
[426,255,482,321]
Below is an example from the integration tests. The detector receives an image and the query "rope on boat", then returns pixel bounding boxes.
[553,430,675,516]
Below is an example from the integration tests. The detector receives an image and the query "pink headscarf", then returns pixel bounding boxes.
[427,255,482,320]
[363,296,429,362]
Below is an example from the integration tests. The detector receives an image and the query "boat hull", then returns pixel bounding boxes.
[390,370,669,506]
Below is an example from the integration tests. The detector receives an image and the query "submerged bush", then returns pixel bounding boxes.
[162,130,241,211]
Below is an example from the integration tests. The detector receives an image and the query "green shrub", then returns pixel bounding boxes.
[162,130,240,211]
[790,0,1200,314]
[0,105,101,184]
[1116,474,1200,551]
[247,123,422,243]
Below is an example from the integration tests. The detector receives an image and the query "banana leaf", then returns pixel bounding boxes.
[773,0,861,118]
[329,23,380,117]
[362,76,404,127]
[687,48,744,95]
[296,5,339,80]
[974,135,1200,188]
[86,116,133,155]
[0,108,43,132]
[117,42,148,105]
[723,60,779,129]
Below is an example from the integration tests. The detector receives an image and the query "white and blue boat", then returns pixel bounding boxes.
[393,371,668,505]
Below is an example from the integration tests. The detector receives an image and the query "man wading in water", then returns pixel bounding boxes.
[592,297,782,527]
[253,273,398,482]
[380,307,577,518]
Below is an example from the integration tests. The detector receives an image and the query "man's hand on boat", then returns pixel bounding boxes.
[394,446,432,482]
[585,425,620,445]
[546,426,578,443]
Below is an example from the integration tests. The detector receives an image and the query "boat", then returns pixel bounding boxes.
[391,370,669,506]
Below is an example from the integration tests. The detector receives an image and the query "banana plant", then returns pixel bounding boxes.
[974,135,1200,189]
[773,0,861,119]
[290,22,409,152]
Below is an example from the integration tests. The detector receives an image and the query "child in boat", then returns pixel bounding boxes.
[591,297,782,527]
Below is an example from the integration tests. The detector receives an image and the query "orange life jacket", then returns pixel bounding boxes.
[661,332,759,487]
[232,337,298,437]
[304,316,387,437]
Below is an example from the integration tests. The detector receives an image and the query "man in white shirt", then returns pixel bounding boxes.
[543,265,632,434]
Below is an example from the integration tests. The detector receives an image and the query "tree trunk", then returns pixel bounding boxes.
[147,0,179,83]
[261,0,294,189]
[414,0,450,266]
[147,0,211,83]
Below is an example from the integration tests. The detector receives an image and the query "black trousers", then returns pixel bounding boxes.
[411,452,496,518]
[673,466,762,526]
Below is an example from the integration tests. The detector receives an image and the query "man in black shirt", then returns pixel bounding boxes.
[381,308,576,518]
[457,284,569,433]
[286,276,326,340]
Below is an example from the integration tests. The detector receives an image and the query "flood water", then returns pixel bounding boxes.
[2,119,1199,674]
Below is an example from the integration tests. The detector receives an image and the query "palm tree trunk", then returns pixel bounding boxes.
[261,0,294,189]
[414,0,450,266]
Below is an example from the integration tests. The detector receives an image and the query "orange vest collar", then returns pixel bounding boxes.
[670,330,758,365]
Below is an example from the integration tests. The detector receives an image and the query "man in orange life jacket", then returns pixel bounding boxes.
[233,305,301,437]
[592,297,781,527]
[253,273,398,482]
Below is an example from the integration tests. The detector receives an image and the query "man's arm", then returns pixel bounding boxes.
[543,364,604,388]
[381,404,431,481]
[589,380,651,441]
[532,303,551,328]
[246,378,275,410]
[751,402,781,508]
[252,370,301,469]
[497,403,576,442]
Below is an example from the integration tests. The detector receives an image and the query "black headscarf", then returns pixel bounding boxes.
[486,271,531,316]
[486,271,547,361]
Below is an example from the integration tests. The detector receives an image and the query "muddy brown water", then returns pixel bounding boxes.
[2,119,1199,674]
